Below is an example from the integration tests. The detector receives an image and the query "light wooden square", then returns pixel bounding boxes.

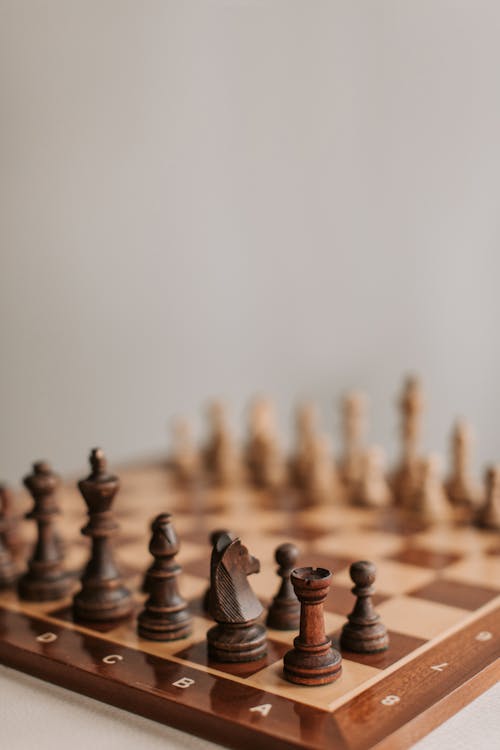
[376,595,468,639]
[441,556,500,589]
[247,657,380,710]
[331,559,435,595]
[312,531,404,561]
[96,614,210,659]
[411,526,498,555]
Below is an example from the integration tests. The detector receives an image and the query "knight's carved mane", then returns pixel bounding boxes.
[209,534,262,623]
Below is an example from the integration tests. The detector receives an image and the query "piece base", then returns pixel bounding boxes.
[283,644,343,686]
[18,573,72,602]
[340,622,389,654]
[138,611,192,642]
[207,622,267,663]
[73,584,133,622]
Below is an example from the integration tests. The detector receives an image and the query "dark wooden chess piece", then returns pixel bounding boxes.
[340,560,389,653]
[0,488,16,587]
[266,543,300,630]
[283,567,342,686]
[0,484,19,549]
[73,448,132,622]
[207,532,266,663]
[203,529,231,613]
[18,462,71,601]
[138,513,192,641]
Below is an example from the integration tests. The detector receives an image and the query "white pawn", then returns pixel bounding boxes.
[412,454,453,523]
[290,402,318,488]
[476,466,500,530]
[445,421,482,510]
[170,418,200,482]
[355,446,393,508]
[306,434,340,505]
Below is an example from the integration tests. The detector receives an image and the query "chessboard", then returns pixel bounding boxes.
[0,458,499,750]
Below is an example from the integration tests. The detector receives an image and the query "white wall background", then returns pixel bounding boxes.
[1,1,500,483]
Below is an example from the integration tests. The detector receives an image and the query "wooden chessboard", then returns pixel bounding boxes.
[0,461,499,750]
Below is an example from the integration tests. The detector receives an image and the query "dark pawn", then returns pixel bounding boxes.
[18,462,70,601]
[340,560,389,653]
[138,513,192,641]
[266,543,300,630]
[203,529,231,613]
[283,567,342,686]
[0,489,16,587]
[73,448,132,622]
[0,484,19,549]
[141,516,157,594]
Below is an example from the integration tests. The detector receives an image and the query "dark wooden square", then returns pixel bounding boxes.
[307,554,354,577]
[267,524,333,541]
[329,629,427,669]
[408,578,500,610]
[46,603,138,632]
[174,637,289,678]
[323,583,390,616]
[386,546,462,570]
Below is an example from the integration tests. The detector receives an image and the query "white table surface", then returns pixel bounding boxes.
[1,664,498,750]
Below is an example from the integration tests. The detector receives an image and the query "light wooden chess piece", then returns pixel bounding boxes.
[170,418,200,483]
[445,421,482,512]
[305,435,340,505]
[392,376,424,507]
[245,398,286,489]
[476,466,500,530]
[354,446,393,508]
[290,402,318,488]
[340,391,366,497]
[411,454,453,524]
[204,401,240,486]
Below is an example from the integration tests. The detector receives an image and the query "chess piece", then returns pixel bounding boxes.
[340,392,366,495]
[18,461,71,601]
[411,455,453,523]
[354,446,393,508]
[445,421,482,510]
[207,533,266,662]
[203,528,232,612]
[476,466,500,530]
[283,567,342,686]
[266,543,300,630]
[138,513,192,640]
[73,448,133,622]
[392,376,424,507]
[245,398,286,490]
[170,418,200,484]
[290,402,318,488]
[204,401,240,486]
[340,561,389,653]
[0,489,16,587]
[0,484,19,549]
[305,435,339,505]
